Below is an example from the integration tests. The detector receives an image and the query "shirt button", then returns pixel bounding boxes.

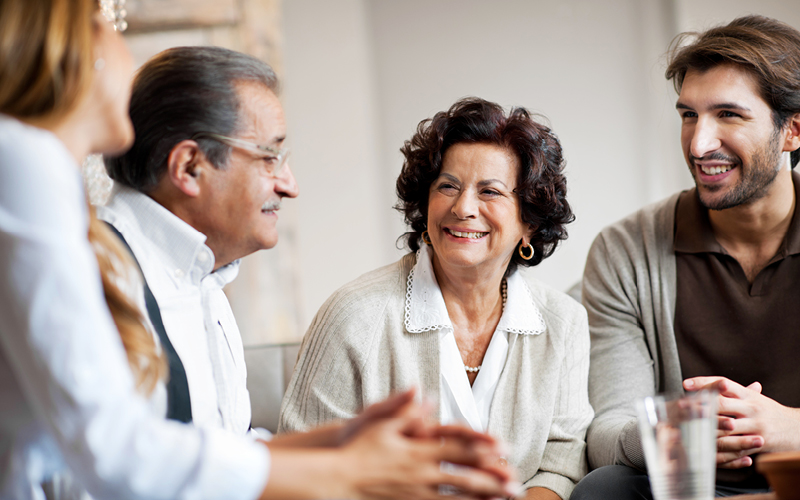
[174,269,184,279]
[498,457,508,467]
[197,252,209,263]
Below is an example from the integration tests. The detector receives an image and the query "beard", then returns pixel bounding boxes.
[692,128,784,211]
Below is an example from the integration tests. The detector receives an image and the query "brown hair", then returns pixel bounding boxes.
[396,97,573,276]
[666,15,800,167]
[0,0,165,394]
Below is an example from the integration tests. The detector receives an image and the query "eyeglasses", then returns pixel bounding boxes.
[191,132,291,178]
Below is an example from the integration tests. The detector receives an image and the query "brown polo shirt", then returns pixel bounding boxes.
[674,171,800,486]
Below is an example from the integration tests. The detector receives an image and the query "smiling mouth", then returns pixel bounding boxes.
[261,201,280,213]
[699,164,734,176]
[445,228,488,239]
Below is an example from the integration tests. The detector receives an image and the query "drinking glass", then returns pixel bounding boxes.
[636,390,718,500]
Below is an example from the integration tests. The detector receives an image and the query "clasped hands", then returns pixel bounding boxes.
[267,388,520,500]
[684,376,800,469]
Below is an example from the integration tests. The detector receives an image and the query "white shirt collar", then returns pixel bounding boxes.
[101,185,240,288]
[404,244,545,335]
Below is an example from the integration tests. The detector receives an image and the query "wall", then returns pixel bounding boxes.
[675,0,800,32]
[282,0,386,324]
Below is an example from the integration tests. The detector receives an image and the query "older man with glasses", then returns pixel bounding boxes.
[100,46,298,435]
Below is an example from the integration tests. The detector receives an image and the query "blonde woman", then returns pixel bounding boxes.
[0,1,515,498]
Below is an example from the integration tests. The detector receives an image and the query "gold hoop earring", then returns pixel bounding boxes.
[519,242,534,260]
[421,230,432,245]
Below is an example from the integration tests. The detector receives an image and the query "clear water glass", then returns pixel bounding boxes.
[636,390,718,500]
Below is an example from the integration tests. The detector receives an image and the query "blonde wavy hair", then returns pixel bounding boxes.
[0,0,166,394]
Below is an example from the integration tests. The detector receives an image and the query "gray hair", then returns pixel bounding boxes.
[105,46,278,192]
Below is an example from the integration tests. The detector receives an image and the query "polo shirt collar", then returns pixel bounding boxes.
[403,243,545,335]
[673,189,722,254]
[674,170,800,258]
[783,170,800,257]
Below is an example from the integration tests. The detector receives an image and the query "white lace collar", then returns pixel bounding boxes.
[404,244,545,335]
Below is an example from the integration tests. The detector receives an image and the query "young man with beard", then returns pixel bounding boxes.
[572,15,800,499]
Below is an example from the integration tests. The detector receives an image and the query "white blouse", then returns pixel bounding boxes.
[0,116,268,500]
[404,244,545,431]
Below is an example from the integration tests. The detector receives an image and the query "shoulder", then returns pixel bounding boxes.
[585,193,682,281]
[96,188,144,241]
[594,194,680,249]
[521,273,587,332]
[0,116,66,156]
[0,117,74,178]
[311,254,415,332]
[0,116,85,229]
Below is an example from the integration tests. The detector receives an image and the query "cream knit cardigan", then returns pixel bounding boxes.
[582,193,683,471]
[278,253,593,498]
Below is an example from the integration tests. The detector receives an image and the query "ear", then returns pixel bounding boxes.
[783,113,800,153]
[165,140,207,197]
[523,224,537,246]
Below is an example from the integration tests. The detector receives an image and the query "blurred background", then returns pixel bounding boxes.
[86,0,800,428]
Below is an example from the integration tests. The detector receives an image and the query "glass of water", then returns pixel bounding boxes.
[636,390,718,500]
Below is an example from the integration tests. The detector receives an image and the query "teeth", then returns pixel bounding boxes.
[448,229,487,239]
[700,164,733,176]
[261,202,280,211]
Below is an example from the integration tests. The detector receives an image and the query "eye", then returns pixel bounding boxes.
[480,188,501,197]
[720,110,741,118]
[436,182,458,193]
[681,111,697,119]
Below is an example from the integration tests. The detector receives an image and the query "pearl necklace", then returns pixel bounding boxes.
[464,279,507,373]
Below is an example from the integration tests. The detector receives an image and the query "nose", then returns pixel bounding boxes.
[687,117,722,159]
[276,161,299,198]
[451,189,478,219]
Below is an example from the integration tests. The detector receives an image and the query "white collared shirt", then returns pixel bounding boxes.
[0,115,268,500]
[404,244,545,431]
[98,186,253,436]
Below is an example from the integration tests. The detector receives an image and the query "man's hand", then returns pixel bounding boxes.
[339,401,520,500]
[268,390,428,449]
[684,376,800,469]
[263,389,520,500]
[338,388,430,444]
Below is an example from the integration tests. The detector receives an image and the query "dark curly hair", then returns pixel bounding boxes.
[396,97,574,275]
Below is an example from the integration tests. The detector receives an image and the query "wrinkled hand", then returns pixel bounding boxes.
[684,376,800,469]
[341,389,519,500]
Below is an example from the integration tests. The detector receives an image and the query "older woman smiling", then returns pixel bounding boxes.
[279,97,593,499]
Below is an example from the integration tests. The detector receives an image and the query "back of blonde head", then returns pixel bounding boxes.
[0,0,94,120]
[0,0,165,394]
